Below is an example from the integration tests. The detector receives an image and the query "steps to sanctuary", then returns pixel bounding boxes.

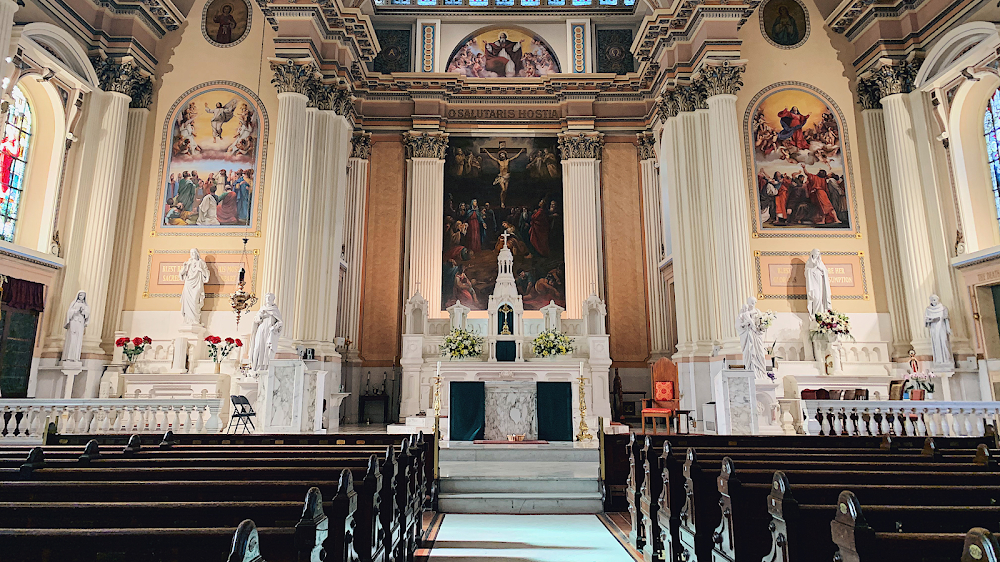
[437,442,603,514]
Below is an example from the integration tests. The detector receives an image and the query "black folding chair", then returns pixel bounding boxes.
[228,395,256,434]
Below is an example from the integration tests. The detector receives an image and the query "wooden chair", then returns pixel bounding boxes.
[641,358,680,434]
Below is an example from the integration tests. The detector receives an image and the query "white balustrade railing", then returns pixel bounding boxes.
[0,399,223,442]
[802,399,1000,437]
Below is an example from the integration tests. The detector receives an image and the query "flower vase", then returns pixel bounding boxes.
[124,360,134,374]
[214,362,221,374]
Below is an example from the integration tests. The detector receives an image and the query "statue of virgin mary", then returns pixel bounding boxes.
[62,290,89,363]
[737,297,768,381]
[249,292,283,371]
[804,248,832,318]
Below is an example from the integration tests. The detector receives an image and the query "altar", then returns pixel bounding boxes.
[449,380,573,441]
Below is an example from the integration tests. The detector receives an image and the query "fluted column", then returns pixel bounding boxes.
[321,91,354,345]
[637,132,670,358]
[657,95,692,353]
[53,58,138,357]
[871,62,935,355]
[341,132,370,362]
[101,78,153,349]
[558,131,604,318]
[260,59,313,353]
[293,85,320,345]
[701,61,753,353]
[857,80,912,359]
[404,131,448,315]
[0,0,19,89]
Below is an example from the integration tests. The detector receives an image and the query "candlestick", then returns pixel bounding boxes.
[576,361,593,441]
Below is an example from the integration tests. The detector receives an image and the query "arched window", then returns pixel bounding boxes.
[0,85,31,243]
[984,87,1000,224]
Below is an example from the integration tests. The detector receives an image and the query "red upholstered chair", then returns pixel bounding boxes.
[642,358,680,434]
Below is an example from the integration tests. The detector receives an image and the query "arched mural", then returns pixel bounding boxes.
[156,81,267,236]
[446,26,560,78]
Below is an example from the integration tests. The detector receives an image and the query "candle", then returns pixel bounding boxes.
[239,267,245,283]
[436,360,441,379]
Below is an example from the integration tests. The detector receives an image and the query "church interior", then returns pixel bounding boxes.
[4,0,1000,557]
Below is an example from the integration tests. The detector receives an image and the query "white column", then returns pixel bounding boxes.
[260,60,312,353]
[559,131,604,318]
[404,131,448,316]
[342,132,370,361]
[873,67,936,355]
[321,111,353,344]
[293,105,319,345]
[102,90,151,347]
[55,70,134,356]
[658,101,692,352]
[0,0,19,94]
[858,82,912,359]
[702,62,754,354]
[638,132,669,357]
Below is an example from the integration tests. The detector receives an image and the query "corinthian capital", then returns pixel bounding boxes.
[270,59,317,95]
[90,56,142,95]
[677,82,707,112]
[870,60,921,99]
[558,131,604,160]
[655,91,680,123]
[129,76,153,109]
[305,77,333,109]
[331,88,354,117]
[351,132,372,159]
[636,132,657,161]
[856,78,882,110]
[697,60,746,98]
[404,131,449,159]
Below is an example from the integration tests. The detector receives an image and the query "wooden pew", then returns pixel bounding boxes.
[639,436,664,562]
[626,432,647,549]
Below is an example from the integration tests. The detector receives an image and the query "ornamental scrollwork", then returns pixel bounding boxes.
[404,131,448,159]
[331,88,354,117]
[305,77,333,109]
[558,132,604,160]
[856,78,882,110]
[636,132,657,161]
[129,76,154,109]
[655,91,680,123]
[698,61,745,97]
[270,59,317,95]
[351,132,372,159]
[870,60,921,99]
[677,82,707,111]
[90,56,143,95]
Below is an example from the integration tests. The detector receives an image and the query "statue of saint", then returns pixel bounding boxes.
[737,296,768,380]
[804,248,832,318]
[249,293,283,371]
[62,291,89,363]
[924,294,954,366]
[179,248,210,326]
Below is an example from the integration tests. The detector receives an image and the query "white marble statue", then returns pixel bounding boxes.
[179,248,210,326]
[805,248,832,318]
[250,293,283,371]
[62,290,89,363]
[737,297,768,381]
[925,294,954,366]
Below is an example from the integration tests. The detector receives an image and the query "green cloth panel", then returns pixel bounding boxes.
[537,381,572,441]
[495,340,516,362]
[449,381,485,441]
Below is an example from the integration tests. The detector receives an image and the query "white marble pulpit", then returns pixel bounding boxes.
[259,360,325,433]
[715,369,757,435]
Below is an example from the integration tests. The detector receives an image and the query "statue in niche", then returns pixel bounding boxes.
[249,292,283,371]
[180,248,210,326]
[62,291,89,363]
[925,294,954,366]
[737,296,768,381]
[804,248,832,318]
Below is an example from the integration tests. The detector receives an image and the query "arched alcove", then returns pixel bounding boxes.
[445,25,561,77]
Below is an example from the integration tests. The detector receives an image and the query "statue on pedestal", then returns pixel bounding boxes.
[805,248,832,318]
[737,297,768,381]
[180,248,210,326]
[62,290,89,363]
[249,292,283,371]
[924,294,954,366]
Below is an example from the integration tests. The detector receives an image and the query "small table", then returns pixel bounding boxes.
[672,409,694,435]
[359,394,390,424]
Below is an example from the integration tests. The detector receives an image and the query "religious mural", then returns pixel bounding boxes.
[446,26,560,78]
[443,137,565,311]
[157,82,266,235]
[202,0,251,47]
[760,0,809,48]
[749,85,852,231]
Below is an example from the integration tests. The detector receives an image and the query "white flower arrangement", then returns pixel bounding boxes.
[440,328,484,359]
[757,310,777,331]
[531,329,575,358]
[811,309,852,339]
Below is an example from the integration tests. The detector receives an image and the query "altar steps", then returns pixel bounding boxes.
[437,444,603,514]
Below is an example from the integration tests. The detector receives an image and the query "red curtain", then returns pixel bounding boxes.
[1,277,44,312]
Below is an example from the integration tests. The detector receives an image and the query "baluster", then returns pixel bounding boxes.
[891,411,903,436]
[974,409,986,437]
[76,407,90,433]
[88,406,100,433]
[194,406,206,433]
[121,407,133,433]
[100,406,113,433]
[926,409,939,435]
[177,406,189,433]
[831,409,841,435]
[20,407,35,437]
[964,410,974,436]
[860,408,872,435]
[915,409,927,436]
[11,407,25,437]
[849,408,860,435]
[205,404,220,433]
[823,409,833,435]
[903,410,914,436]
[814,406,825,436]
[950,409,961,436]
[873,410,884,435]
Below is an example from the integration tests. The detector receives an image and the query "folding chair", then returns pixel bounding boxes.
[228,395,256,434]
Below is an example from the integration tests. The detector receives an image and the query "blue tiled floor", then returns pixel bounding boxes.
[427,514,634,562]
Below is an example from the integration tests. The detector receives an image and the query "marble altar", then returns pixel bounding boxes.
[484,381,538,440]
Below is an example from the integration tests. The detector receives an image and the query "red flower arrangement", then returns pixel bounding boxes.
[206,335,243,363]
[116,336,152,362]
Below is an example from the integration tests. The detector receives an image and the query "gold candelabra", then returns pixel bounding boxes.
[432,373,443,432]
[576,368,593,441]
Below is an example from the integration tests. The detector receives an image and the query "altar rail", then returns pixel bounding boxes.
[0,399,222,443]
[802,399,1000,437]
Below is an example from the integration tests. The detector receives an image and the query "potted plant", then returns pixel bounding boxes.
[115,336,152,373]
[440,328,484,360]
[206,336,243,373]
[531,329,574,359]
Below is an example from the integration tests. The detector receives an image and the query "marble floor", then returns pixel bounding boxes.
[424,514,639,562]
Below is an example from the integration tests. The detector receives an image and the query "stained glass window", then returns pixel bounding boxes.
[985,88,1000,225]
[0,85,30,243]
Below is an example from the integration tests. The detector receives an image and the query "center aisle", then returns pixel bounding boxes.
[424,514,640,562]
